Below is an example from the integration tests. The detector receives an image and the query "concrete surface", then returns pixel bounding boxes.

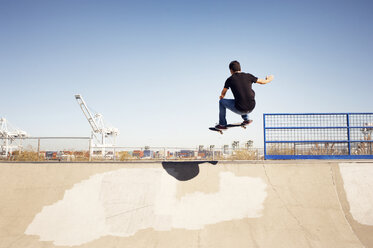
[0,161,372,248]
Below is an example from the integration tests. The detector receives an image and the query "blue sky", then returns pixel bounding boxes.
[1,0,372,148]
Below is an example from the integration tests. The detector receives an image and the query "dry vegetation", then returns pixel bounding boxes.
[267,144,295,155]
[229,149,261,160]
[266,143,372,156]
[9,150,42,161]
[119,151,135,161]
[2,149,90,162]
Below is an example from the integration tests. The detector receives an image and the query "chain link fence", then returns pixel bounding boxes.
[1,137,264,161]
[264,113,373,159]
[1,137,91,161]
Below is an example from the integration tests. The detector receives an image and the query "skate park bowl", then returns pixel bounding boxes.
[0,161,372,248]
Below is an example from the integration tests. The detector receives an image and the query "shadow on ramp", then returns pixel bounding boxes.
[162,161,218,181]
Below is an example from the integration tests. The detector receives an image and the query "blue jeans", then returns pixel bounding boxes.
[219,99,250,126]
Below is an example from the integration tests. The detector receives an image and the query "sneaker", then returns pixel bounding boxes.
[242,120,253,125]
[215,124,227,130]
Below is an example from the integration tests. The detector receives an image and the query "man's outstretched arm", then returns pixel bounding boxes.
[220,88,228,99]
[257,75,274,84]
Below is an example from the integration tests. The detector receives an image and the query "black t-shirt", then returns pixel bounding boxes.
[224,72,258,112]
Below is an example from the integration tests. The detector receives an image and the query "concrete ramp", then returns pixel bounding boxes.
[0,161,372,248]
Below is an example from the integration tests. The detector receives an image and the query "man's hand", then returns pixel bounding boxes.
[257,75,274,84]
[266,75,274,81]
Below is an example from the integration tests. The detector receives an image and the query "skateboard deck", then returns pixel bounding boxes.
[209,120,253,134]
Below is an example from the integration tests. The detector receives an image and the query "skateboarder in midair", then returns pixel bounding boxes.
[215,60,274,130]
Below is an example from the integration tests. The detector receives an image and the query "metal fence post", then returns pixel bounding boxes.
[263,114,267,160]
[37,138,40,160]
[347,113,351,156]
[88,138,92,161]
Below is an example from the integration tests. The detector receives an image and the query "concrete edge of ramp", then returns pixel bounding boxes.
[0,161,372,248]
[332,162,373,248]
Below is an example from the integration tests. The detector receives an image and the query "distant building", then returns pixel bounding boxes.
[143,149,154,158]
[176,150,195,158]
[132,150,144,158]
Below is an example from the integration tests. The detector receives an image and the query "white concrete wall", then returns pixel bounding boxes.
[339,163,373,226]
[25,168,267,246]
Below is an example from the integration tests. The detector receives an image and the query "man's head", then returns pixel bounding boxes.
[229,60,241,74]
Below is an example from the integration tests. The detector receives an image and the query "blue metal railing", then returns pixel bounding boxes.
[263,113,373,159]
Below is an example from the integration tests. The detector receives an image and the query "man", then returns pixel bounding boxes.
[215,60,273,129]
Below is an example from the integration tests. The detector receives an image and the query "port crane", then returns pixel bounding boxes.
[0,117,28,157]
[75,94,119,157]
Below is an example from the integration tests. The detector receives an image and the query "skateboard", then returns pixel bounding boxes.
[209,120,253,134]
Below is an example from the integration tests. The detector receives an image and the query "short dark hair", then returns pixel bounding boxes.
[229,61,241,72]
